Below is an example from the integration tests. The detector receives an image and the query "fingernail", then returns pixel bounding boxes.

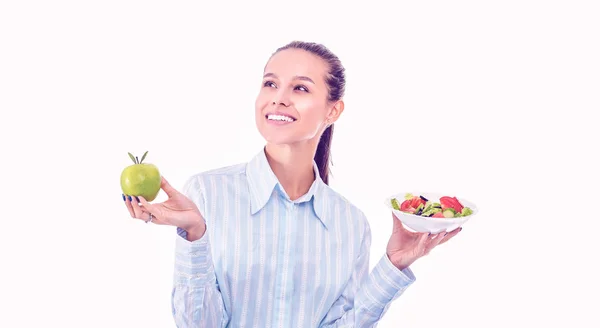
[428,232,431,236]
[444,232,448,236]
[122,194,125,201]
[135,196,140,203]
[128,195,132,202]
[459,227,463,232]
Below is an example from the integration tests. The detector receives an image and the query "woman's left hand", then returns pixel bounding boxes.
[386,213,462,271]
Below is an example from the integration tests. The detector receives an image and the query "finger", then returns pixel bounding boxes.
[123,194,135,218]
[161,176,179,198]
[439,227,462,245]
[137,196,165,224]
[424,232,446,254]
[130,195,147,220]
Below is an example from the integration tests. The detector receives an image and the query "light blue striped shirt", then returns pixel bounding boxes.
[172,148,416,327]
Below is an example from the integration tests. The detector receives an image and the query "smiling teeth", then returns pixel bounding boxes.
[267,114,294,122]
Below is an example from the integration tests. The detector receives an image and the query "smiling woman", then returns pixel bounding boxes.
[123,40,461,328]
[254,41,345,186]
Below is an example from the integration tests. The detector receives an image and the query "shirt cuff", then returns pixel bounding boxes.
[366,254,416,309]
[173,227,215,287]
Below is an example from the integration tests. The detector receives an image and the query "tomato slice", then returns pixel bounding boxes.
[440,196,464,212]
[400,199,413,211]
[410,196,426,209]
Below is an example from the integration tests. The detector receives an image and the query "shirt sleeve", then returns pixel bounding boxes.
[320,216,416,327]
[171,175,229,328]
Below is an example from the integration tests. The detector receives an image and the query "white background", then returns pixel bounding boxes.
[1,0,599,327]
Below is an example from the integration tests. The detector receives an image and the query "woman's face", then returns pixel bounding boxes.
[255,48,342,146]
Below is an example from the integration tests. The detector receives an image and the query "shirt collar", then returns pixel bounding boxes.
[246,147,329,229]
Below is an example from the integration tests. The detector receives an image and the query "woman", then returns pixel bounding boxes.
[123,40,461,327]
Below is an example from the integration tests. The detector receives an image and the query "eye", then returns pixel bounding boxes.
[295,85,309,92]
[263,80,277,88]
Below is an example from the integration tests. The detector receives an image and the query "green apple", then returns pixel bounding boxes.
[120,151,161,202]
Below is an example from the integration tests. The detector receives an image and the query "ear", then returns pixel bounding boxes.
[326,100,345,124]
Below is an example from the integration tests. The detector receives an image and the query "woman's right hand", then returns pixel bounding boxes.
[123,176,206,237]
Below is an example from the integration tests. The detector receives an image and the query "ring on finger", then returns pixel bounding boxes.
[145,212,154,224]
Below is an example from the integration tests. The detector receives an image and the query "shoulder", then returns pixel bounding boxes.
[319,183,370,233]
[182,162,247,193]
[196,162,247,178]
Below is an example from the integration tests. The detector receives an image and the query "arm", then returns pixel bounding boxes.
[320,219,416,327]
[171,176,229,328]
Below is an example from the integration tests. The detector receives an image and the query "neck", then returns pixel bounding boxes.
[264,141,317,201]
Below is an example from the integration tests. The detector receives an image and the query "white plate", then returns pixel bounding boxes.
[384,192,478,234]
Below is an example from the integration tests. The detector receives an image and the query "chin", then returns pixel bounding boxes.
[255,116,318,147]
[260,132,299,146]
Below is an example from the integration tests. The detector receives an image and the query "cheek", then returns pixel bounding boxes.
[296,97,326,123]
[255,94,267,116]
[255,89,273,109]
[254,98,261,115]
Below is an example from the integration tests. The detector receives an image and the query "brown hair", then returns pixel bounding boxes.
[270,41,346,185]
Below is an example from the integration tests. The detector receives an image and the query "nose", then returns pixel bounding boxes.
[272,90,291,107]
[272,100,289,107]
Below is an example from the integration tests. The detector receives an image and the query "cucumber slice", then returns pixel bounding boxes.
[443,208,456,218]
[422,207,441,217]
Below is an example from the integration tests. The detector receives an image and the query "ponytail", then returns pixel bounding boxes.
[315,124,334,185]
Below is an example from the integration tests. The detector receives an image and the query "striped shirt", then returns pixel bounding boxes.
[171,148,416,327]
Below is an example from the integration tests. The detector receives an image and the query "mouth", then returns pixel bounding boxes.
[265,113,297,123]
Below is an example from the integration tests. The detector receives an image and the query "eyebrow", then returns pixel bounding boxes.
[263,73,315,84]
